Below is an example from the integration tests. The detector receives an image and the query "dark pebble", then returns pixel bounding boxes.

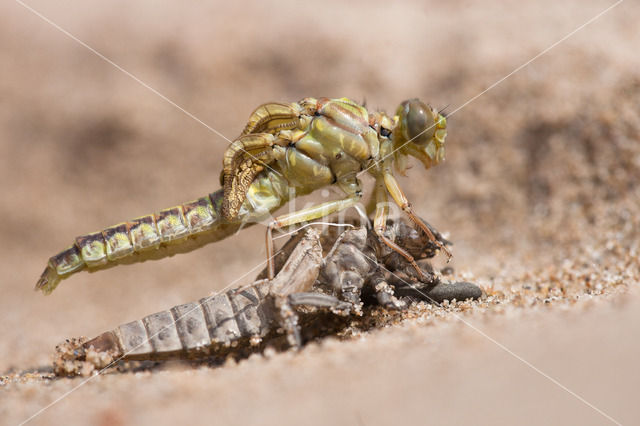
[396,281,483,303]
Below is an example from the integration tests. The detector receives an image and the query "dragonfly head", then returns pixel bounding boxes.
[393,99,447,170]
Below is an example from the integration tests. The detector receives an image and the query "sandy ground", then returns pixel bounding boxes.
[1,0,639,425]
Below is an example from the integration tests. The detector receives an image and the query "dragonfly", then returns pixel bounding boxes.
[36,97,449,294]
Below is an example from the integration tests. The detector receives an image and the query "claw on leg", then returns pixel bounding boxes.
[404,209,452,260]
[382,171,452,261]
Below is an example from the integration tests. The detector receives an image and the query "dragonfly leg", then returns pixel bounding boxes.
[373,182,431,281]
[266,193,362,279]
[382,172,452,260]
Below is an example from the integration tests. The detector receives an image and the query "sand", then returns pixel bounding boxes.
[1,1,639,425]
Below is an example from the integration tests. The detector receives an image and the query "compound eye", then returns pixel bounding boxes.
[380,127,392,137]
[402,99,435,143]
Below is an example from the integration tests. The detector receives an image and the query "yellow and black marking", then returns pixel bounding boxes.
[37,190,231,294]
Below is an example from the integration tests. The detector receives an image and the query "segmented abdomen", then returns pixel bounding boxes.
[37,190,230,294]
[38,166,291,294]
[84,282,274,360]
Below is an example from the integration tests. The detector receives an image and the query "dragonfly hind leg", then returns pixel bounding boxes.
[266,193,363,279]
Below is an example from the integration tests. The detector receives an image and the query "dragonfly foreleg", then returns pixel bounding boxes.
[371,175,428,282]
[382,171,452,260]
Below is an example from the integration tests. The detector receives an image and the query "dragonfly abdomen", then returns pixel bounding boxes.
[37,190,234,294]
[37,169,293,294]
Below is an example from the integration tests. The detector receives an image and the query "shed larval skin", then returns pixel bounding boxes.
[58,219,479,370]
[36,97,448,294]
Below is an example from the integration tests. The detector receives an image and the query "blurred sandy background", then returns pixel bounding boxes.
[1,0,639,425]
